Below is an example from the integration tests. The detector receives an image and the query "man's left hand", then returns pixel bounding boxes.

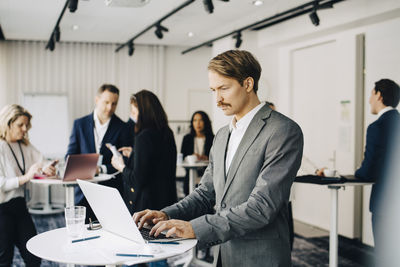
[150,219,196,239]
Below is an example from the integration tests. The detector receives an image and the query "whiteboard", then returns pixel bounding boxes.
[23,94,69,159]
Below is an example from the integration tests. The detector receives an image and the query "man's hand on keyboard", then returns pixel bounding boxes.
[150,219,196,239]
[133,209,168,229]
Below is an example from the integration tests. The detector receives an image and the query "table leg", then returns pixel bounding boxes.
[328,186,341,267]
[189,169,197,194]
[65,185,75,207]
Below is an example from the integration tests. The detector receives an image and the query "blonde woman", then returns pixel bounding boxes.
[0,104,56,266]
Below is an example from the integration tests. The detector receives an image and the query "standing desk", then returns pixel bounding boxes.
[295,175,373,267]
[29,174,112,207]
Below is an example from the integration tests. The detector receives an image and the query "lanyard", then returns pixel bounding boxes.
[7,141,26,175]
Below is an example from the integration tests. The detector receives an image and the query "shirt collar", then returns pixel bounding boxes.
[93,110,111,128]
[229,103,265,132]
[377,106,394,118]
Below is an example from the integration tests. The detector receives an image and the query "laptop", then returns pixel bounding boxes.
[62,154,99,181]
[77,179,184,244]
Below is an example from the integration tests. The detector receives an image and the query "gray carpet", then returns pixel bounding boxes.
[12,213,374,267]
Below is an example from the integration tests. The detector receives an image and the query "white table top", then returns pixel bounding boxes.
[27,227,197,266]
[179,161,209,169]
[29,173,113,186]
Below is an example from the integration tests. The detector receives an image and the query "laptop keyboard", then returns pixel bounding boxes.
[139,227,173,241]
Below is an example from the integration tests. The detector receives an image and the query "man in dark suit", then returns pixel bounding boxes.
[355,79,400,250]
[67,84,132,221]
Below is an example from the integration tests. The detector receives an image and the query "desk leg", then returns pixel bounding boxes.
[328,186,340,267]
[65,185,75,207]
[188,169,197,194]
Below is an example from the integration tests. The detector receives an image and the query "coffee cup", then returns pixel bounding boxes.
[323,169,336,177]
[186,155,197,165]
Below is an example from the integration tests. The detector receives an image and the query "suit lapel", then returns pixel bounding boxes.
[221,106,271,201]
[86,113,96,153]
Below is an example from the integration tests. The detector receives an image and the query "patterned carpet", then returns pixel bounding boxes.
[12,213,374,267]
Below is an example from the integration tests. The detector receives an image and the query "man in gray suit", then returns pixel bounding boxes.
[134,50,303,266]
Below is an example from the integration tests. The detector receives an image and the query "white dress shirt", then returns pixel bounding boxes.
[225,103,265,172]
[93,110,111,173]
[0,140,45,204]
[377,106,394,118]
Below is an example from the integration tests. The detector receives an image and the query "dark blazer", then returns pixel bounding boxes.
[67,113,132,203]
[181,133,214,159]
[122,127,177,215]
[126,118,136,147]
[355,109,400,213]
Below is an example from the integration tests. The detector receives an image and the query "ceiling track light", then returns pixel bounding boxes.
[309,1,320,26]
[233,31,242,48]
[182,0,345,55]
[69,0,79,13]
[203,0,214,14]
[46,0,70,51]
[54,26,61,42]
[309,11,320,26]
[154,23,169,39]
[115,0,195,54]
[128,42,134,56]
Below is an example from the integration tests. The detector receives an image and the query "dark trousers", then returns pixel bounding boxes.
[0,197,41,267]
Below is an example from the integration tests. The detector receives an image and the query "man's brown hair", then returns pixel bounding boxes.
[97,84,120,95]
[208,50,262,93]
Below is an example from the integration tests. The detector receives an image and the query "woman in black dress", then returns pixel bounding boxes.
[111,90,177,215]
[181,111,214,195]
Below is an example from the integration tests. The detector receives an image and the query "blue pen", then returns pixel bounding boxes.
[116,253,154,258]
[148,241,180,245]
[71,235,100,243]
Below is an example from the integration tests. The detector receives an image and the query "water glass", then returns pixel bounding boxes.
[65,206,86,239]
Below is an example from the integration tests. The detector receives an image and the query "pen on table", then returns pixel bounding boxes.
[116,253,154,258]
[147,241,180,245]
[71,235,100,243]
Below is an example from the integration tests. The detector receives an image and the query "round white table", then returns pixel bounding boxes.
[29,174,113,209]
[178,161,209,194]
[27,227,197,267]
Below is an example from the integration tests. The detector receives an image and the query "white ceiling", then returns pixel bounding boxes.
[0,0,310,47]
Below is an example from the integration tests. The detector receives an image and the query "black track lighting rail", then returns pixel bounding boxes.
[45,0,70,51]
[115,0,195,53]
[182,0,345,54]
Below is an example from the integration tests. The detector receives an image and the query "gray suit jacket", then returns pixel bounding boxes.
[162,105,303,267]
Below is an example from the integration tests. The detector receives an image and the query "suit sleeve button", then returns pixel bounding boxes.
[131,188,135,193]
[129,201,133,205]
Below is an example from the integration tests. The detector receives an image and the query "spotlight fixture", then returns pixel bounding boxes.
[309,0,320,26]
[309,11,319,26]
[128,42,134,56]
[54,26,61,42]
[154,23,169,39]
[48,38,55,51]
[233,31,242,48]
[69,0,79,13]
[203,0,214,14]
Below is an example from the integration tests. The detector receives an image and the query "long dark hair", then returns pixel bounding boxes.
[132,90,169,133]
[189,111,213,137]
